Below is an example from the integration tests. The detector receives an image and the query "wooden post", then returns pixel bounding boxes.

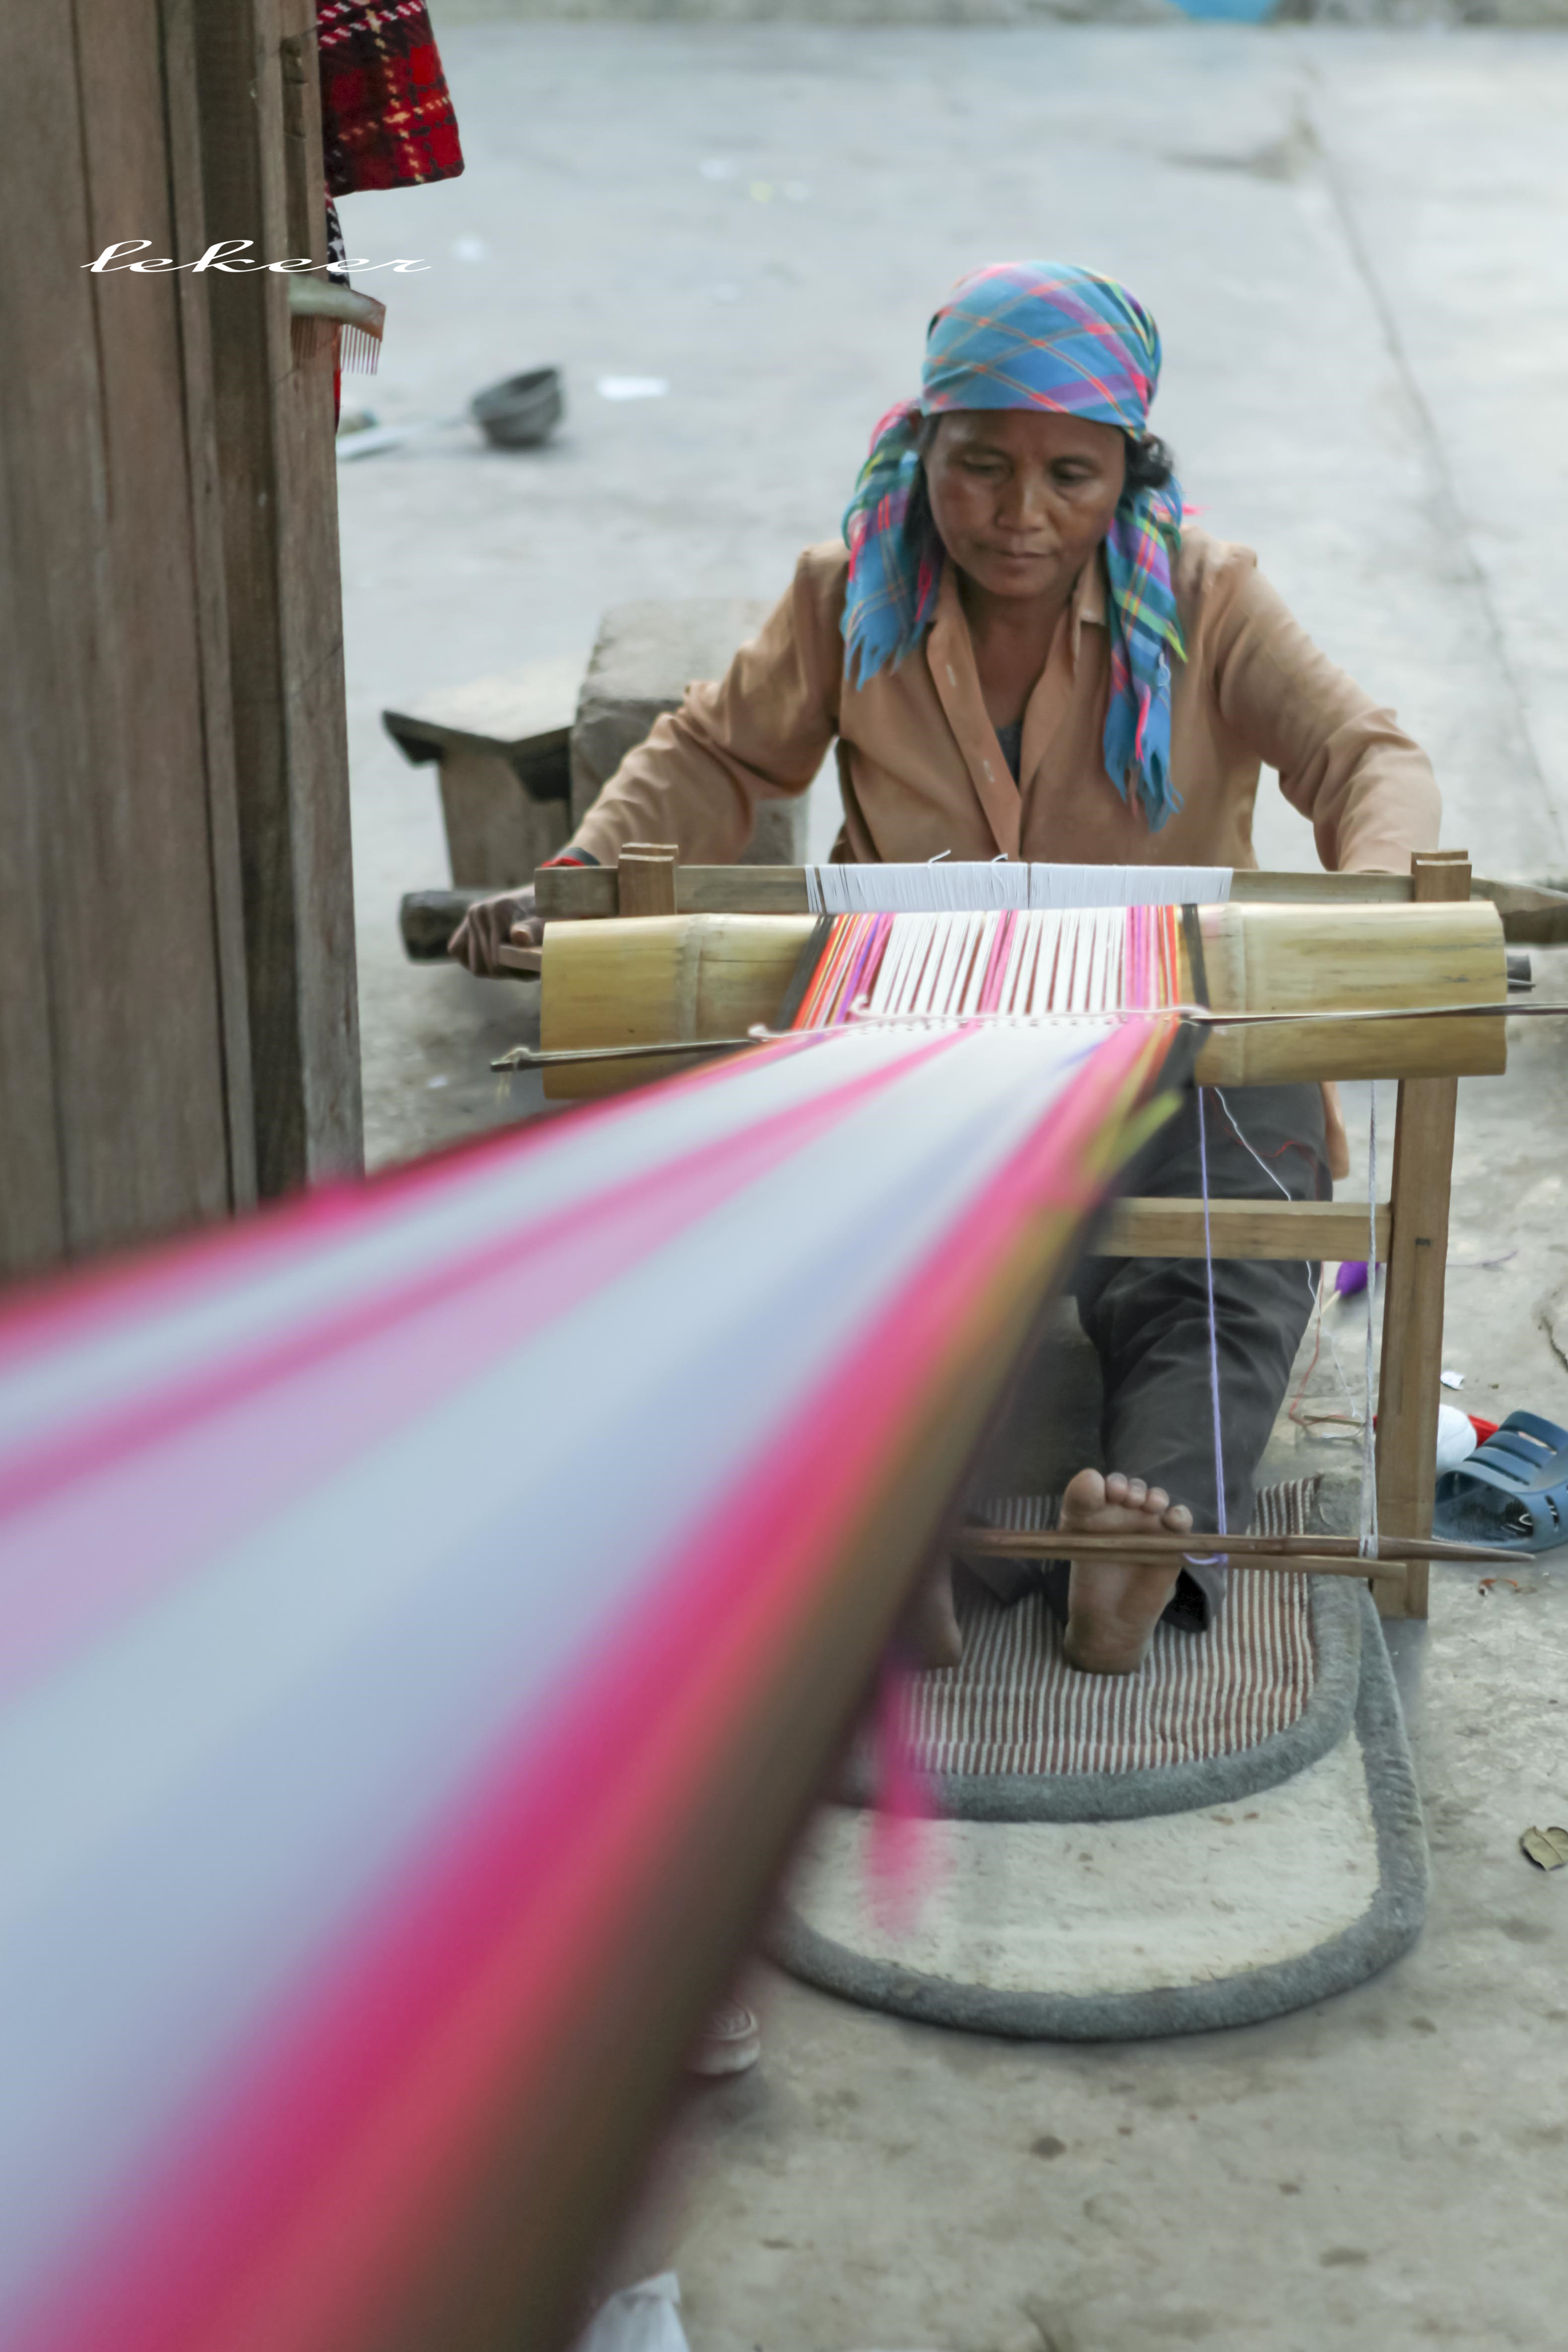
[195,0,363,1197]
[1,0,258,1275]
[1374,849,1472,1618]
[616,844,680,919]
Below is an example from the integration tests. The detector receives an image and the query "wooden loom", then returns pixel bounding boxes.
[527,845,1512,1620]
[2,869,1522,2352]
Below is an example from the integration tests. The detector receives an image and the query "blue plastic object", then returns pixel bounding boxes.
[1433,1411,1568,1554]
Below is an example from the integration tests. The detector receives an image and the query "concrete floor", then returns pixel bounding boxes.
[335,26,1568,2347]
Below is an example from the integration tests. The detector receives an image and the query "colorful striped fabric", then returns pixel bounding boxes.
[840,261,1187,831]
[789,906,1185,1031]
[0,1015,1175,2352]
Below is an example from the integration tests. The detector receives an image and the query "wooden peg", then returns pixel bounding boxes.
[616,844,679,919]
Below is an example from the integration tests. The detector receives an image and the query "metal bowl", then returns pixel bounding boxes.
[469,367,564,450]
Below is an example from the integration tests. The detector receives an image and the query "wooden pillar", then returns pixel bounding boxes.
[1,0,257,1275]
[0,0,362,1285]
[195,0,363,1197]
[1373,849,1472,1618]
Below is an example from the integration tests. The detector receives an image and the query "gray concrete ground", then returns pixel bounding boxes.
[336,27,1568,2347]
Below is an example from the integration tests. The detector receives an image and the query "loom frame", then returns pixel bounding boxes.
[537,846,1488,1621]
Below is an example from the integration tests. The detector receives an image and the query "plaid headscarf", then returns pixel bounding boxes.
[841,262,1187,833]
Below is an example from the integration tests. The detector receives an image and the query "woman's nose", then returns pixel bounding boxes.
[998,469,1053,533]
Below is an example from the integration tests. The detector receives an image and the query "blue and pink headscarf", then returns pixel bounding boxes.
[841,261,1187,832]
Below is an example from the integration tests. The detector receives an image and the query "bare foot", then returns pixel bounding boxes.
[1059,1468,1193,1677]
[903,1557,963,1670]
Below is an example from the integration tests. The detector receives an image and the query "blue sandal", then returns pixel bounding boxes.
[1433,1411,1568,1554]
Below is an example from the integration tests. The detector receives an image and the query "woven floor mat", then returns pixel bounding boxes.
[842,1476,1363,1821]
[774,1592,1427,2042]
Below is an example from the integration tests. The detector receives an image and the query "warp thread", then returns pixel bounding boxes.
[804,863,1233,915]
[1196,1085,1229,1547]
[1359,1089,1381,1558]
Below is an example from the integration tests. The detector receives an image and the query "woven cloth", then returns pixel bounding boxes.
[840,261,1186,830]
[317,0,465,197]
[913,1477,1320,1779]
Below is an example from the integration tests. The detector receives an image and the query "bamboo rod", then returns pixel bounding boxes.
[501,997,1568,1084]
[1004,1552,1402,1582]
[493,1038,751,1071]
[958,1527,1514,1564]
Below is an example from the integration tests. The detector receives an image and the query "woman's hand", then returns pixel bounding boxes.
[446,886,541,976]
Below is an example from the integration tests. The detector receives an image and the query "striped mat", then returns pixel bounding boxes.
[912,1477,1321,1779]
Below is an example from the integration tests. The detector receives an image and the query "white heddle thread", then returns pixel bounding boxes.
[803,862,1233,915]
[855,908,1134,1018]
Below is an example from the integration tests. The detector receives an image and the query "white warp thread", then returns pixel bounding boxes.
[859,908,1131,1019]
[804,863,1233,915]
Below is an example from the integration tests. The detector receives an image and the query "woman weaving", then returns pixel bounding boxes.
[453,261,1439,1675]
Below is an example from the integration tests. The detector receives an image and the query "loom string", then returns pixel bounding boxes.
[1195,1085,1229,1552]
[1360,1089,1380,1558]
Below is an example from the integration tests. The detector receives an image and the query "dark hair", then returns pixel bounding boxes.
[1124,430,1176,495]
[915,411,1177,498]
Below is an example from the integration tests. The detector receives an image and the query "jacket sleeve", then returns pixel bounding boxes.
[1207,552,1441,874]
[568,546,846,868]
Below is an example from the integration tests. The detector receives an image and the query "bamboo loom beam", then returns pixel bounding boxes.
[534,901,1508,1098]
[531,859,1568,941]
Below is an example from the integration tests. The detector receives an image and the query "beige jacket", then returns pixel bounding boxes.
[569,527,1440,877]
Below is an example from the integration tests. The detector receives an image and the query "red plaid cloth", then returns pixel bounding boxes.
[317,0,465,198]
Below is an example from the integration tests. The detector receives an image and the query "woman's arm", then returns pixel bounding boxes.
[569,544,846,868]
[1208,551,1441,873]
[449,547,845,971]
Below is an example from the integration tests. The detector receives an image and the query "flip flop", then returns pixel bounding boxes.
[1433,1410,1568,1554]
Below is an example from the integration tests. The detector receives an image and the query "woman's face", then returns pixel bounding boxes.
[924,409,1127,605]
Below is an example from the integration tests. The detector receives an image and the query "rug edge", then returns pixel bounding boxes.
[771,1593,1428,2042]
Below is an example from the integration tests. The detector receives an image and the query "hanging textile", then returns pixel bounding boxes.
[317,0,465,197]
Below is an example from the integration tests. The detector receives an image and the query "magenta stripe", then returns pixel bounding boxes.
[976,910,1017,1014]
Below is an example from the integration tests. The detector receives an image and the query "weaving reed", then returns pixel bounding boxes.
[790,905,1186,1029]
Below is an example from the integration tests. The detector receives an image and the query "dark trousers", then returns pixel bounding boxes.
[1053,1081,1330,1630]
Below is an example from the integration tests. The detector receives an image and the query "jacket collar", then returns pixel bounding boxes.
[925,551,1108,853]
[926,564,1021,859]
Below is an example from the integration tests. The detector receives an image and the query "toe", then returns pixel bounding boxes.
[1062,1466,1107,1519]
[1164,1502,1193,1532]
[1124,1477,1148,1509]
[1142,1484,1168,1517]
[1102,1471,1130,1507]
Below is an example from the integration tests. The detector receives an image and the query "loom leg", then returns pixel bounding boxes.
[1373,851,1470,1621]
